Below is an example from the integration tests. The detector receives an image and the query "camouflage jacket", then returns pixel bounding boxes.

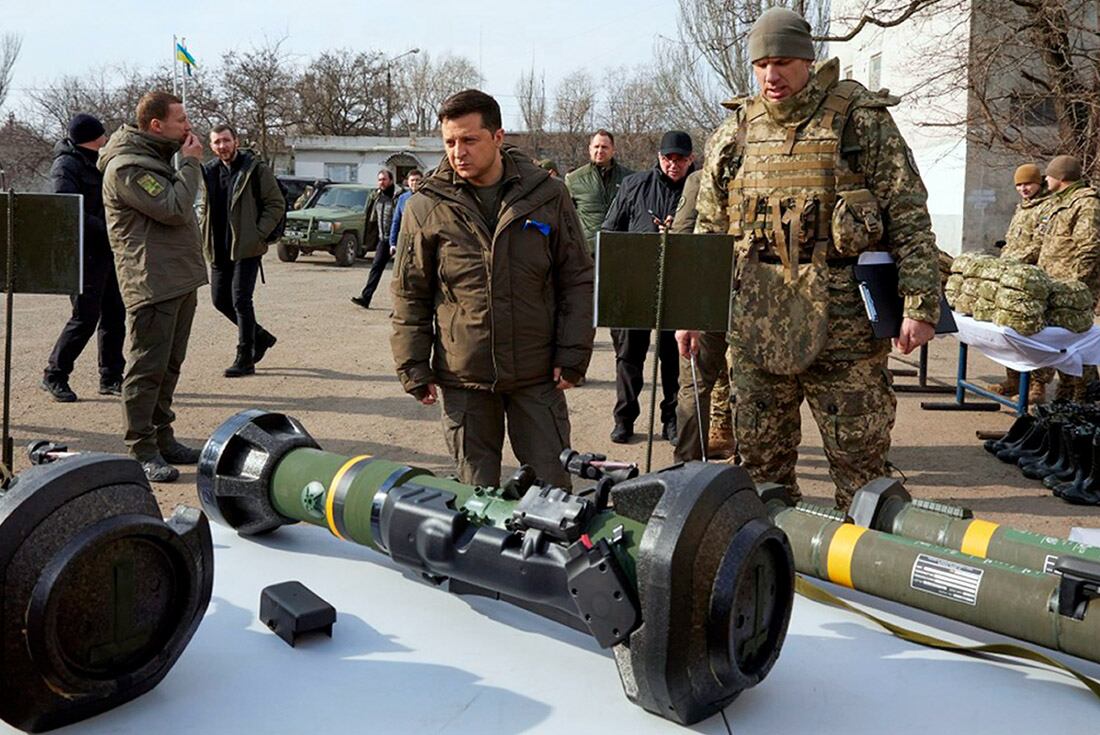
[1000,189,1050,264]
[1036,182,1100,304]
[696,58,941,326]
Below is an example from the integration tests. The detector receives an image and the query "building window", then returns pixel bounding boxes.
[868,53,882,90]
[324,163,357,183]
[844,65,853,80]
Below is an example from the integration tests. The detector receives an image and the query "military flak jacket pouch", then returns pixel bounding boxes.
[731,246,829,375]
[832,188,883,257]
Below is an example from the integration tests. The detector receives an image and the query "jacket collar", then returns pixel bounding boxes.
[761,58,839,127]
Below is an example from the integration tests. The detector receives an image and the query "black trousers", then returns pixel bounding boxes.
[358,242,392,305]
[45,254,126,383]
[210,256,263,348]
[611,328,680,426]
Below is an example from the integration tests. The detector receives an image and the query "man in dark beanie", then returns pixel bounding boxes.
[602,129,695,445]
[41,113,126,402]
[681,5,941,510]
[1036,154,1100,401]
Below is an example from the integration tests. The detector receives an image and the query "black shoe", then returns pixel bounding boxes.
[98,379,123,396]
[350,296,370,309]
[225,346,255,378]
[662,418,678,443]
[40,377,77,403]
[253,329,277,364]
[159,440,200,465]
[610,423,633,444]
[140,455,180,483]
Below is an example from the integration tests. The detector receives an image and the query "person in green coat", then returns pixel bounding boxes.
[564,130,632,253]
[99,91,208,483]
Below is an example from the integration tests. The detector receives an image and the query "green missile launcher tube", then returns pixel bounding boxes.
[756,488,1100,666]
[849,478,1100,573]
[197,410,796,726]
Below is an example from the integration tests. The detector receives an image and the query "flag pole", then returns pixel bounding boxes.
[181,37,188,107]
[172,34,179,96]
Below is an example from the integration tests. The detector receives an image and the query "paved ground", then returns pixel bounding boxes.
[10,253,1098,538]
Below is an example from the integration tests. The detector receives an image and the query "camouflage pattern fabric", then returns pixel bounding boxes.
[961,254,998,278]
[1036,182,1100,305]
[950,252,979,275]
[696,57,939,508]
[994,287,1045,315]
[972,298,997,322]
[711,358,733,432]
[1001,189,1050,264]
[977,260,1008,282]
[953,293,975,315]
[961,278,982,298]
[937,249,954,286]
[1000,262,1052,300]
[731,344,894,509]
[993,309,1044,335]
[1047,308,1094,333]
[1049,279,1094,310]
[976,279,999,301]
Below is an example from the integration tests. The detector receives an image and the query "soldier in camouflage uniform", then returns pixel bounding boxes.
[1035,155,1100,401]
[681,7,941,509]
[990,163,1051,402]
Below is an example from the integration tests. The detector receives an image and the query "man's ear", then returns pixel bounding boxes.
[493,128,505,146]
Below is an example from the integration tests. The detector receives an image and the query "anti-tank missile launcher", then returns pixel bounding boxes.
[197,410,796,725]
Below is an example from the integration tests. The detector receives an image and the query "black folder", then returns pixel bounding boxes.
[853,261,957,339]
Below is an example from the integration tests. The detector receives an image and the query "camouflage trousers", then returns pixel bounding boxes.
[710,350,733,432]
[730,345,896,510]
[673,332,730,462]
[1055,365,1099,402]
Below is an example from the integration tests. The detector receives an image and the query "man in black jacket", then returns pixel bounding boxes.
[41,113,126,402]
[351,169,402,309]
[601,130,695,444]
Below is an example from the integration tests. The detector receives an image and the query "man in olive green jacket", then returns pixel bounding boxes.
[391,90,594,488]
[100,91,208,483]
[564,129,632,253]
[200,123,284,377]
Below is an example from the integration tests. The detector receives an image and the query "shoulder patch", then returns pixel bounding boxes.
[136,173,164,197]
[905,146,921,176]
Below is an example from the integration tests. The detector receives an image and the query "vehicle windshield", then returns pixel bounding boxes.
[313,187,368,210]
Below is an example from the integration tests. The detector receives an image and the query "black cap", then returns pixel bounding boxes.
[68,113,106,145]
[659,130,693,157]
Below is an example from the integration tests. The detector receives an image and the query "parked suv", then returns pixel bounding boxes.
[277,175,329,210]
[278,183,377,266]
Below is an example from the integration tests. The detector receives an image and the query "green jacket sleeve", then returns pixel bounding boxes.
[851,104,941,324]
[551,189,596,384]
[256,163,286,240]
[389,201,437,394]
[116,158,202,227]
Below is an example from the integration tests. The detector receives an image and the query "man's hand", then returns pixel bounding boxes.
[553,367,576,390]
[417,384,438,405]
[180,133,203,160]
[675,330,701,358]
[893,318,936,355]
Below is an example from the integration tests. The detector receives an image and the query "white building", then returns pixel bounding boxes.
[288,135,445,186]
[829,1,1023,255]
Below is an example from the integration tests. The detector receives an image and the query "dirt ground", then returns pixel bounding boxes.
[9,253,1098,539]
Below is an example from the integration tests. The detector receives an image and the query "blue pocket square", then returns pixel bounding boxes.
[524,218,551,236]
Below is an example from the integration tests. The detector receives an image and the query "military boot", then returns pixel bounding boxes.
[1021,421,1066,480]
[984,414,1034,455]
[224,346,255,378]
[995,418,1045,463]
[1060,432,1100,505]
[1046,428,1090,490]
[1056,430,1097,498]
[1010,420,1053,466]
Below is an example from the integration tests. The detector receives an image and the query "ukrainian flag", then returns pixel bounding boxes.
[176,42,196,76]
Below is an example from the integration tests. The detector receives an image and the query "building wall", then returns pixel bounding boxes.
[288,136,444,184]
[829,0,976,254]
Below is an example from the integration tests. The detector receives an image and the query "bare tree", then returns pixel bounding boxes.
[653,0,830,132]
[551,70,597,169]
[295,50,387,136]
[0,33,22,114]
[515,66,547,153]
[600,64,673,168]
[392,52,481,135]
[220,37,297,159]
